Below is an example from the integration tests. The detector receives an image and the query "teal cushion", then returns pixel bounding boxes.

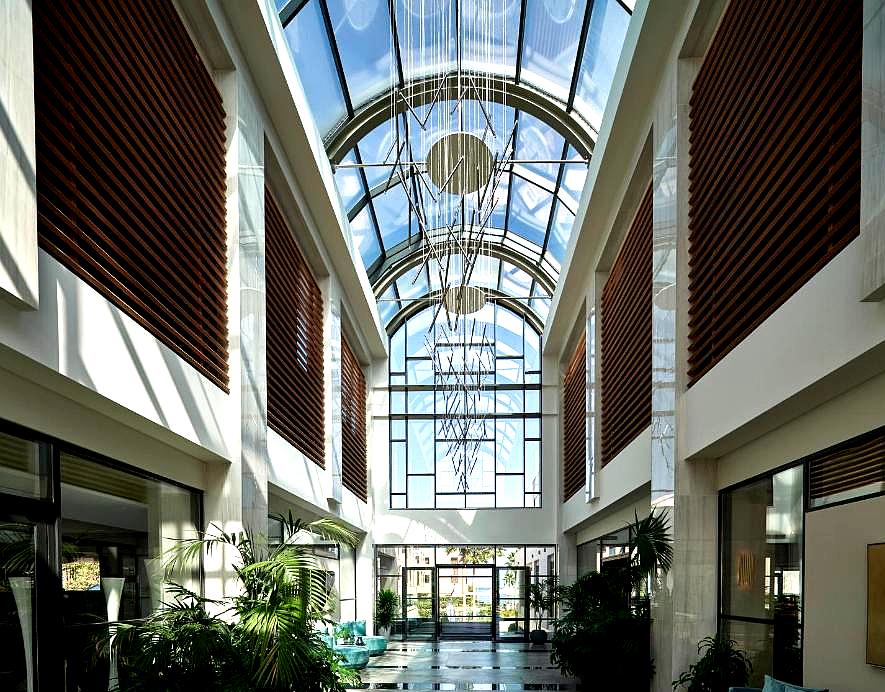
[762,677,786,692]
[351,620,367,636]
[783,685,828,692]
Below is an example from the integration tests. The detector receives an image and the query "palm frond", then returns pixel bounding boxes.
[630,510,674,576]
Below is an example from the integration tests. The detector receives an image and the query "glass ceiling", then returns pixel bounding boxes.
[279,0,632,328]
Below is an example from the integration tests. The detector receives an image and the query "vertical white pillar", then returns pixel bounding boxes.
[861,0,885,300]
[650,57,720,692]
[0,0,38,309]
[235,71,269,536]
[329,298,343,504]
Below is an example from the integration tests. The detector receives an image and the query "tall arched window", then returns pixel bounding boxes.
[389,303,541,509]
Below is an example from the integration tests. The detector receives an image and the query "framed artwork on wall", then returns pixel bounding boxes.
[868,543,885,667]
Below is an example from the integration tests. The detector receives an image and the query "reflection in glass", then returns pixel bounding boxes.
[521,0,588,101]
[720,466,804,686]
[325,0,395,109]
[284,0,347,134]
[573,0,631,129]
[0,523,37,692]
[507,178,554,247]
[460,0,521,75]
[59,453,201,690]
[396,0,457,82]
[0,431,48,499]
[349,207,382,270]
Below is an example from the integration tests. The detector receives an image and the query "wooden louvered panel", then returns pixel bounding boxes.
[600,185,652,467]
[809,428,885,503]
[687,0,861,387]
[265,188,326,467]
[562,334,586,502]
[341,337,368,501]
[33,0,229,390]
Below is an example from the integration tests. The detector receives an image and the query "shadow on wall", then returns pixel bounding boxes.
[0,252,230,459]
[0,96,37,305]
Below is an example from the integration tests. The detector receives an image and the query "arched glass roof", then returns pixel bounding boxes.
[278,0,633,328]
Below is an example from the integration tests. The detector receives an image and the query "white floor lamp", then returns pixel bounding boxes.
[9,577,34,692]
[102,577,125,692]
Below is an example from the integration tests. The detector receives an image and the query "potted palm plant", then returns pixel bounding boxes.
[672,634,753,691]
[108,512,361,691]
[528,577,556,644]
[374,588,400,638]
[550,510,673,688]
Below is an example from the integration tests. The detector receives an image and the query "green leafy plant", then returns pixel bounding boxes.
[528,577,557,630]
[550,510,672,687]
[672,634,753,692]
[110,512,360,692]
[375,588,400,633]
[335,624,352,644]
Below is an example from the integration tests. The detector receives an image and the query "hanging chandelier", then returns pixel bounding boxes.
[335,1,575,492]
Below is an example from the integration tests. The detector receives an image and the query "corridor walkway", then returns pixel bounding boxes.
[349,640,576,690]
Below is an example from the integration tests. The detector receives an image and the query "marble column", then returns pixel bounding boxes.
[236,72,269,536]
[861,0,885,301]
[0,0,38,309]
[585,293,598,502]
[329,299,343,504]
[650,58,720,692]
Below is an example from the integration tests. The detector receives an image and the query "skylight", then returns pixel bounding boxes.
[279,0,632,328]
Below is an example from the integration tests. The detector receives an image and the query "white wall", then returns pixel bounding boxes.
[0,252,236,462]
[562,427,651,533]
[683,238,885,463]
[574,486,650,546]
[0,0,38,309]
[805,495,885,692]
[718,369,885,491]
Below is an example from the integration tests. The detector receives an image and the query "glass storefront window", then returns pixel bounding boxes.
[59,452,201,690]
[720,465,804,686]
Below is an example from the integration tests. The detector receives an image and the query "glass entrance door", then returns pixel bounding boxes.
[402,567,436,640]
[495,566,529,639]
[437,566,494,639]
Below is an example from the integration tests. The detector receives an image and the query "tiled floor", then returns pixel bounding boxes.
[348,640,577,690]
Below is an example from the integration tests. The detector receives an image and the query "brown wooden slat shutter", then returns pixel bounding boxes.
[686,0,862,387]
[809,427,885,507]
[33,0,229,390]
[562,334,586,502]
[341,336,368,501]
[600,185,652,467]
[265,188,325,467]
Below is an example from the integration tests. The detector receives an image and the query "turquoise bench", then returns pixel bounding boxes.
[730,676,828,692]
[363,635,388,656]
[335,645,370,670]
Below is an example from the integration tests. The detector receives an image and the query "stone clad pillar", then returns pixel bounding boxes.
[204,66,267,600]
[861,0,885,301]
[0,0,38,309]
[650,57,719,692]
[236,72,269,537]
